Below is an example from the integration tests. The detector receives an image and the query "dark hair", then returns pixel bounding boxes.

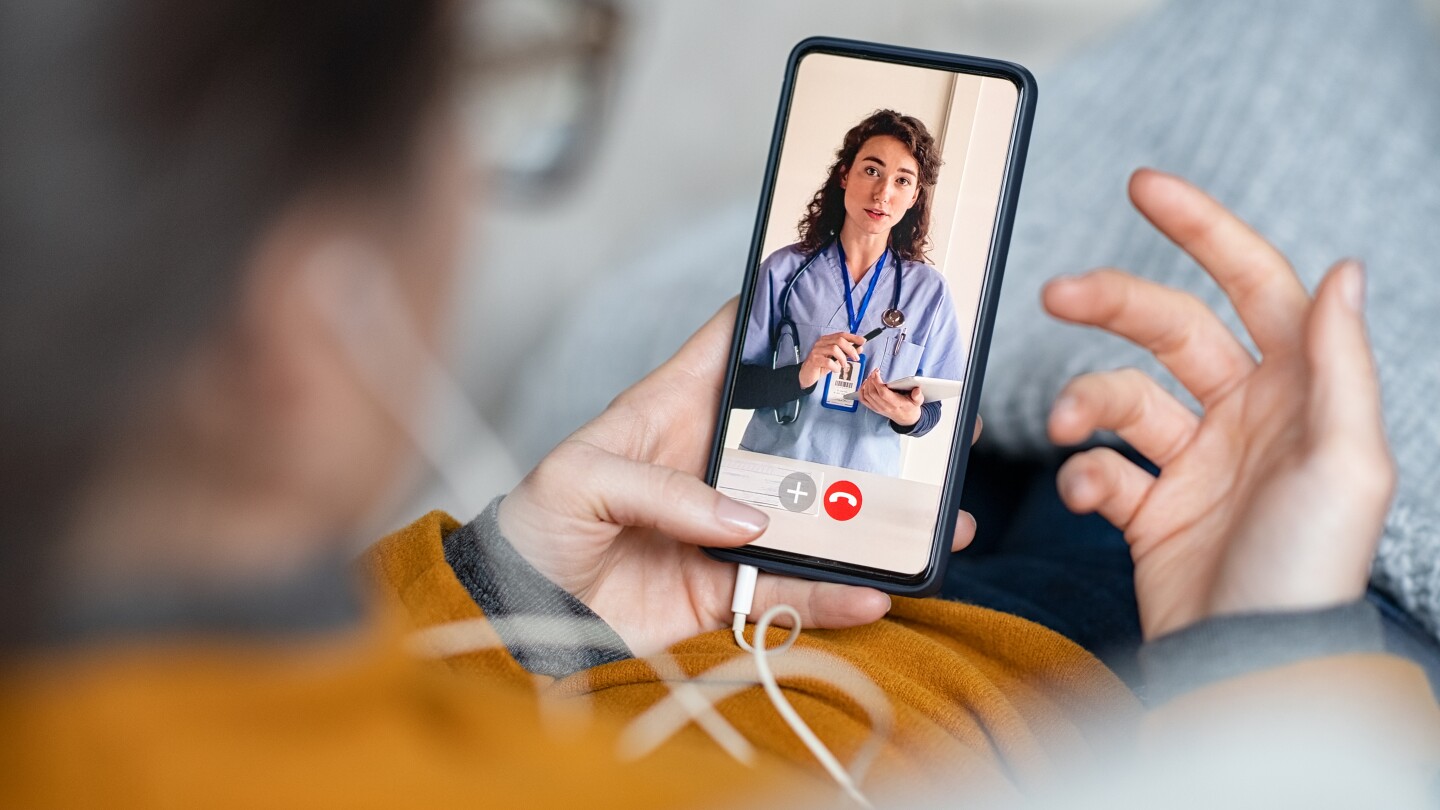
[795,109,941,263]
[0,0,456,644]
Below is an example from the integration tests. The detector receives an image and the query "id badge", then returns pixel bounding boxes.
[821,353,866,412]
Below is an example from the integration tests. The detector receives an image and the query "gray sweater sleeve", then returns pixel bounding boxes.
[1138,600,1384,705]
[442,496,633,678]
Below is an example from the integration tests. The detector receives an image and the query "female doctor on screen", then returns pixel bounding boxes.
[733,109,966,477]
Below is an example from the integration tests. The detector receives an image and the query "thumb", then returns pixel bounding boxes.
[605,299,737,416]
[1303,259,1389,464]
[642,299,737,391]
[584,449,769,547]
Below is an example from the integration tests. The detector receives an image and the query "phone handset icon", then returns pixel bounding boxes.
[822,481,863,521]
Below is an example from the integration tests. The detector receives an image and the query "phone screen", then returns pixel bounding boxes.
[712,46,1026,581]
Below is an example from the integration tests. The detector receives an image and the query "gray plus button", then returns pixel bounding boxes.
[777,472,817,513]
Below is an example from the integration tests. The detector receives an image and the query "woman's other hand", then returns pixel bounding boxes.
[498,301,977,656]
[857,370,923,426]
[797,331,864,389]
[1045,169,1395,640]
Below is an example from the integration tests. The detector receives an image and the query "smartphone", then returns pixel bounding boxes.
[704,37,1036,595]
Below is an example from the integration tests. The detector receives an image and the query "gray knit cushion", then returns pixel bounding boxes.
[981,0,1440,635]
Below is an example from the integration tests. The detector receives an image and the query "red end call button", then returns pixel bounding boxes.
[823,480,863,521]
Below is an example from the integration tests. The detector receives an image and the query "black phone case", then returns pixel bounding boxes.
[703,37,1038,596]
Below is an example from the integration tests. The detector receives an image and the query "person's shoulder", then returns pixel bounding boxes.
[762,242,808,268]
[900,257,948,287]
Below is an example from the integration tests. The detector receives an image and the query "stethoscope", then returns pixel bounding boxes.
[772,238,905,425]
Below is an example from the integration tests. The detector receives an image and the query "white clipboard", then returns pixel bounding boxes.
[881,375,962,402]
[840,375,962,403]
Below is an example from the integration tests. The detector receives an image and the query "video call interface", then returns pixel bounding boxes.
[715,53,1021,576]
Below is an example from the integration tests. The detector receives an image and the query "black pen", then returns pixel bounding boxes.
[843,327,886,354]
[855,309,905,345]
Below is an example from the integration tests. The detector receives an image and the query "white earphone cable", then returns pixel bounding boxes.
[730,564,874,808]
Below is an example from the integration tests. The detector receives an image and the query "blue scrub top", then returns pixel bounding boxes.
[739,241,967,476]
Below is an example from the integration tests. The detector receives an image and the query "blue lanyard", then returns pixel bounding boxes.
[836,242,887,334]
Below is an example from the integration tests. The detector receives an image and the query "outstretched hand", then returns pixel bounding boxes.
[498,302,978,656]
[1045,169,1395,640]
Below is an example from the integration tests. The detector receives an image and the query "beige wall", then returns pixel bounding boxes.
[728,53,1019,487]
[899,76,1019,484]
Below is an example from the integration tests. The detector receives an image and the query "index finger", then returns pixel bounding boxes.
[752,576,890,629]
[1128,169,1310,354]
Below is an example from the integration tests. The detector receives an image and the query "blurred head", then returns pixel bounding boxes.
[796,109,941,263]
[0,0,466,643]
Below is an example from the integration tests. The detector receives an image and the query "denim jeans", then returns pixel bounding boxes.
[944,448,1440,697]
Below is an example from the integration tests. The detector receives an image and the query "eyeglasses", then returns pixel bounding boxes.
[459,0,623,201]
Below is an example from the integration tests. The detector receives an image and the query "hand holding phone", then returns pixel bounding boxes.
[496,301,980,656]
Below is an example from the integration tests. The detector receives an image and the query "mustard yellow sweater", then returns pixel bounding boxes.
[3,512,1435,807]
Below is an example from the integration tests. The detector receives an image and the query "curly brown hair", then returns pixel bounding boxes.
[795,109,942,263]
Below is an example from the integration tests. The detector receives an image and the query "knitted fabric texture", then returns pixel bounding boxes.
[980,0,1440,637]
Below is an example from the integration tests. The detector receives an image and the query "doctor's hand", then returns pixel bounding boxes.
[498,301,979,656]
[797,331,864,389]
[857,370,923,426]
[1045,169,1395,640]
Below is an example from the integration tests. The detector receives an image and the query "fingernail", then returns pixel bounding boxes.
[716,497,767,534]
[1063,470,1092,504]
[1053,393,1078,418]
[1340,259,1366,312]
[960,510,977,533]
